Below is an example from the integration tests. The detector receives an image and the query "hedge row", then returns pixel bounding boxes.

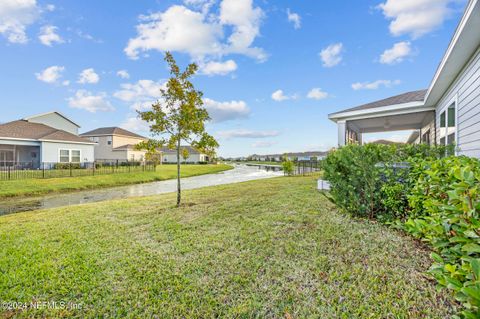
[323,144,480,318]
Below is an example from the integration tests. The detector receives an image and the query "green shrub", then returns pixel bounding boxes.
[324,144,478,317]
[323,143,449,220]
[403,156,480,318]
[53,163,81,169]
[282,160,294,176]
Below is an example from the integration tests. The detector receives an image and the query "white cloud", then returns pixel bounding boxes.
[219,0,265,60]
[67,90,114,113]
[200,60,237,76]
[38,25,63,46]
[116,70,130,79]
[124,0,266,63]
[319,43,343,68]
[62,80,70,86]
[0,0,40,43]
[378,0,455,38]
[271,89,295,102]
[76,30,103,43]
[203,98,250,122]
[78,68,100,84]
[114,79,166,112]
[351,79,401,90]
[35,65,64,84]
[252,141,276,148]
[287,9,301,29]
[217,129,280,139]
[307,88,329,100]
[183,0,215,14]
[380,41,412,64]
[114,79,165,103]
[121,116,150,133]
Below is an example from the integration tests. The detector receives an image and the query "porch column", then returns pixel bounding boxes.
[357,132,363,145]
[337,120,346,147]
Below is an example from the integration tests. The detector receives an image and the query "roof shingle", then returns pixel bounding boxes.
[0,120,93,144]
[330,89,427,116]
[80,127,146,139]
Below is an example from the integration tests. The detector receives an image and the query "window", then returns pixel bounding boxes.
[59,150,70,163]
[439,101,456,148]
[59,149,81,163]
[89,137,99,143]
[107,136,112,145]
[71,150,81,163]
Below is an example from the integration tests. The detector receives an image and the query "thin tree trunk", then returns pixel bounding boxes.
[176,139,181,207]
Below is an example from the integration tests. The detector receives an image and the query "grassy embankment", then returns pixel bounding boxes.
[0,175,456,318]
[0,164,232,198]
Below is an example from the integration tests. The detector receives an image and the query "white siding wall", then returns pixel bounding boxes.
[41,142,95,163]
[435,46,480,157]
[162,153,205,163]
[27,113,79,135]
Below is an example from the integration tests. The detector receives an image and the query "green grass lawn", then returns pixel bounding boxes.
[0,164,232,199]
[0,175,456,318]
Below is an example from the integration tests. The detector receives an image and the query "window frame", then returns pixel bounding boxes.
[59,149,70,163]
[71,150,81,163]
[58,149,82,163]
[438,94,458,154]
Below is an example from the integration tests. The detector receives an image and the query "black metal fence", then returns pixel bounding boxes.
[0,161,156,181]
[291,160,322,176]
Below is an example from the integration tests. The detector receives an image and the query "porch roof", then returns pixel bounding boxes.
[346,110,435,134]
[328,90,431,122]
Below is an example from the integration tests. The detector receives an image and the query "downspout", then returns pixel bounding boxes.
[433,110,437,146]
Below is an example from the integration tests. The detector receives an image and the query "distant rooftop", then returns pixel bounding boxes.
[160,146,202,154]
[81,127,147,139]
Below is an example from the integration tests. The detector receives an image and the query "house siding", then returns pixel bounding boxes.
[86,135,146,161]
[27,113,79,135]
[162,153,206,163]
[435,46,480,157]
[41,141,95,163]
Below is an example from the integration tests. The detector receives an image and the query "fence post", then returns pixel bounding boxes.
[42,163,45,179]
[93,162,96,176]
[69,163,72,177]
[8,166,10,180]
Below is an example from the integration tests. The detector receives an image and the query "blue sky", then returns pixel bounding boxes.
[0,0,467,157]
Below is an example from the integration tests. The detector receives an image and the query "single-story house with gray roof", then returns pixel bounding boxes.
[0,111,95,168]
[329,0,480,158]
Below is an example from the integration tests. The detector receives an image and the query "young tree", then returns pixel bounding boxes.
[136,52,218,206]
[181,148,189,164]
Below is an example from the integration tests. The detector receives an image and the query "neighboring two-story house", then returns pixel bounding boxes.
[80,127,148,162]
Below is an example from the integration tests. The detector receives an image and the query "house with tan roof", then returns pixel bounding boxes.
[80,127,148,162]
[329,0,480,158]
[0,111,95,168]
